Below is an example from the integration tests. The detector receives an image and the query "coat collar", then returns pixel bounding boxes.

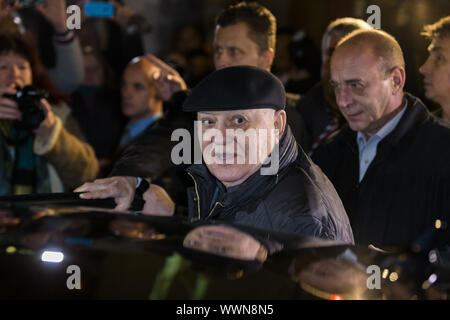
[186,125,300,216]
[335,93,432,151]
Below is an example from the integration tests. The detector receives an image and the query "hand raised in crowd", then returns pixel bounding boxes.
[0,0,21,17]
[74,176,138,211]
[111,0,136,28]
[145,53,187,102]
[34,0,68,33]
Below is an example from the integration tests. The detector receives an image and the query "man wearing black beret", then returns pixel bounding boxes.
[176,65,353,242]
[80,65,353,242]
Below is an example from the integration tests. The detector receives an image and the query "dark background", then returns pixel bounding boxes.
[135,0,449,109]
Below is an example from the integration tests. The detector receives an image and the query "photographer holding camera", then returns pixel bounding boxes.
[0,33,98,195]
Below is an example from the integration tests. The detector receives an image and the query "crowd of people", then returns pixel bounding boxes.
[0,1,449,259]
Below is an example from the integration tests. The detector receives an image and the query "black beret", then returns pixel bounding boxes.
[182,65,286,112]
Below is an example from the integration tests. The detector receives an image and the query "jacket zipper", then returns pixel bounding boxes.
[187,172,224,221]
[187,172,201,221]
[207,201,224,219]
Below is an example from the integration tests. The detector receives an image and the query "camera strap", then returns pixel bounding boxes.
[1,120,36,194]
[0,120,34,146]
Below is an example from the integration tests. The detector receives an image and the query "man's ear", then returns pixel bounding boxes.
[259,49,275,71]
[390,66,406,95]
[274,109,287,137]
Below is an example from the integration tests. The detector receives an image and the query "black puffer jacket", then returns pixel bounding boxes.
[185,126,354,243]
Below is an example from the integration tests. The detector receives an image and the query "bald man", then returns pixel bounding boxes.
[117,57,164,152]
[312,29,450,248]
[296,18,372,155]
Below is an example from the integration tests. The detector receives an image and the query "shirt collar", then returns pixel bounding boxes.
[126,112,162,139]
[357,99,408,145]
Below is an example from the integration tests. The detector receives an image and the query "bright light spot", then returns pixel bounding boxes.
[6,246,16,254]
[428,273,438,284]
[41,251,64,263]
[429,250,438,264]
[329,294,344,300]
[422,274,438,291]
[13,16,22,25]
[435,220,442,229]
[382,269,389,279]
[389,272,399,282]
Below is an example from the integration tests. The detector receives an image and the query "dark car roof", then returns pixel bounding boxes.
[0,193,448,300]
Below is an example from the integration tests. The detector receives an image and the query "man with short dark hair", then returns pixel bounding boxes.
[420,16,450,123]
[213,1,276,70]
[212,1,306,144]
[312,29,450,247]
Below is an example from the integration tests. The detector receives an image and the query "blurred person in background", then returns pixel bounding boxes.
[76,0,146,87]
[420,15,450,124]
[71,46,125,177]
[0,33,98,195]
[117,56,164,155]
[0,0,85,94]
[273,28,321,95]
[164,23,208,77]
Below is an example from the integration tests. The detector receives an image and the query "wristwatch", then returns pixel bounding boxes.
[130,177,150,211]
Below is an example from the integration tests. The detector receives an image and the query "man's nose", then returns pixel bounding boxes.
[121,86,132,99]
[8,65,21,81]
[419,57,431,76]
[209,124,234,146]
[335,86,352,109]
[215,52,230,69]
[214,124,228,144]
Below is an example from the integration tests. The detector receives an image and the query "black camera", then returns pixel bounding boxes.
[3,85,47,130]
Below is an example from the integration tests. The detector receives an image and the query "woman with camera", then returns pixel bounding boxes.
[0,33,98,195]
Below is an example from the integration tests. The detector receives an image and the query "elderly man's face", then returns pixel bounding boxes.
[213,22,272,71]
[420,37,450,107]
[330,46,397,138]
[198,108,285,187]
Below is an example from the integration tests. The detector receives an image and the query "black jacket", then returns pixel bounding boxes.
[312,93,450,247]
[110,91,195,204]
[184,126,354,243]
[296,83,345,153]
